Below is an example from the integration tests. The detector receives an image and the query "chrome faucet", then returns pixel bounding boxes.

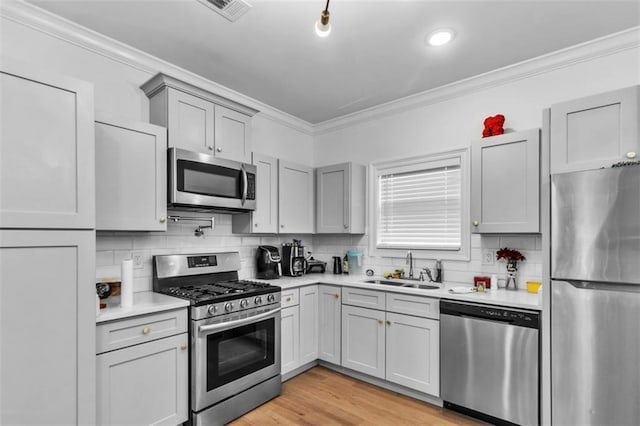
[406,251,413,279]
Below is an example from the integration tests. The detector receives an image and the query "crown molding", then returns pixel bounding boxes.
[0,0,315,135]
[313,26,640,136]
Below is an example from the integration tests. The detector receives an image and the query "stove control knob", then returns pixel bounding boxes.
[240,299,249,308]
[207,305,217,315]
[267,294,275,303]
[224,302,234,312]
[254,296,262,305]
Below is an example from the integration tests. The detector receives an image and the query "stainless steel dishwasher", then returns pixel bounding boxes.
[440,300,539,426]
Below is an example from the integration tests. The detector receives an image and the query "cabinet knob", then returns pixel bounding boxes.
[386,320,392,326]
[334,294,339,299]
[216,147,222,152]
[626,151,637,159]
[343,224,348,230]
[208,146,213,151]
[281,224,284,228]
[159,217,166,223]
[181,344,187,350]
[377,319,383,325]
[142,327,150,335]
[254,223,258,227]
[286,296,292,302]
[472,220,479,226]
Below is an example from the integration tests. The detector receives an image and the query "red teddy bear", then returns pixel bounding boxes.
[482,114,505,137]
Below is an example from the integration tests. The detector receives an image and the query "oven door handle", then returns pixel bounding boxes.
[198,307,281,333]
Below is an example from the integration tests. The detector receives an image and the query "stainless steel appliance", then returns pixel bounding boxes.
[281,244,306,277]
[551,165,640,425]
[256,246,282,279]
[441,300,540,425]
[168,147,257,212]
[153,252,281,426]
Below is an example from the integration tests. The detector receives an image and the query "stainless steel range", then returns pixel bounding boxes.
[153,252,281,426]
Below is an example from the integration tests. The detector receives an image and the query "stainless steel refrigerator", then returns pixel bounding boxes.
[551,166,640,425]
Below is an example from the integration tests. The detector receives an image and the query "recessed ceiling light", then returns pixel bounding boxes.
[427,29,455,47]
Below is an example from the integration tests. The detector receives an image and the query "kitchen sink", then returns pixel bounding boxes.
[363,279,440,290]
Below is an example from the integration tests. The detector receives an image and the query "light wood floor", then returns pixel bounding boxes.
[229,366,486,425]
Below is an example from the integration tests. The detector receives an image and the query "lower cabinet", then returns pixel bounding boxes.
[281,286,319,375]
[281,304,300,374]
[96,309,189,426]
[341,305,386,379]
[318,285,342,364]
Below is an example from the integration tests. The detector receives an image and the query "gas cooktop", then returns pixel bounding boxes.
[160,280,279,305]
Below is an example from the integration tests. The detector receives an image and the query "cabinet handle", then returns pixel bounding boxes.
[334,294,339,299]
[254,223,258,227]
[181,344,187,350]
[142,327,150,335]
[286,297,292,302]
[377,319,383,325]
[281,225,284,228]
[386,320,392,326]
[208,146,213,151]
[159,217,166,223]
[472,220,479,226]
[216,147,222,152]
[343,224,348,230]
[626,151,637,159]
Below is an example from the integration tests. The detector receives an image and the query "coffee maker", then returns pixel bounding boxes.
[256,246,282,279]
[281,243,306,277]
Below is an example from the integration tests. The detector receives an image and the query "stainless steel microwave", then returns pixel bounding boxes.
[168,147,256,212]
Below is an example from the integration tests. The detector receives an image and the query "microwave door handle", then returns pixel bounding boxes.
[198,307,281,334]
[241,165,248,206]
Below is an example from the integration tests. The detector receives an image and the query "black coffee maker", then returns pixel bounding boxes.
[256,246,282,279]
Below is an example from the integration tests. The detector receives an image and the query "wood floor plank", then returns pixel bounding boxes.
[229,367,486,426]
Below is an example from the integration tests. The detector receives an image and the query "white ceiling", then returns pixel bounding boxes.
[26,0,640,124]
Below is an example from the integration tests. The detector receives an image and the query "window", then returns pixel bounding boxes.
[370,149,469,260]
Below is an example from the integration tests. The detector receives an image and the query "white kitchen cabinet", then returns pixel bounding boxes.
[142,73,257,163]
[95,115,167,231]
[471,128,540,233]
[318,285,341,364]
[341,305,386,379]
[232,153,278,233]
[1,230,95,425]
[385,312,440,396]
[96,310,188,426]
[281,305,300,375]
[550,85,640,174]
[316,162,366,234]
[299,285,319,365]
[1,63,94,229]
[278,160,315,234]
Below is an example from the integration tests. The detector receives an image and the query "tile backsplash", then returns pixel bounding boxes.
[97,211,542,292]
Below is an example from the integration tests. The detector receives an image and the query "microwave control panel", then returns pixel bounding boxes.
[247,173,256,200]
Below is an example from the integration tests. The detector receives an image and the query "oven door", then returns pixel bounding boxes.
[169,147,256,211]
[192,306,281,412]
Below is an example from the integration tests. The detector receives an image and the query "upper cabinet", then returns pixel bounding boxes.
[550,85,639,174]
[232,153,279,233]
[141,73,257,163]
[316,163,366,234]
[471,129,540,234]
[1,64,95,229]
[279,160,315,234]
[95,115,167,231]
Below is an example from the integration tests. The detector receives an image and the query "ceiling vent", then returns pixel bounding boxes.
[197,0,252,22]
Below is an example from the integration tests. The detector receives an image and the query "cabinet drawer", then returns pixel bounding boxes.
[341,288,385,310]
[386,293,439,319]
[97,308,188,354]
[281,288,299,307]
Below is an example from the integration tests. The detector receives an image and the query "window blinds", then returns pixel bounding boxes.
[377,163,461,250]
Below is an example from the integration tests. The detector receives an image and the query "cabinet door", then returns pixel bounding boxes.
[299,286,319,365]
[341,305,385,379]
[316,163,350,233]
[1,230,95,425]
[95,116,167,231]
[471,129,540,233]
[318,285,341,364]
[96,333,189,426]
[214,105,252,163]
[281,305,300,374]
[278,160,315,233]
[550,86,640,174]
[167,88,214,153]
[1,64,94,229]
[232,153,278,233]
[386,312,440,396]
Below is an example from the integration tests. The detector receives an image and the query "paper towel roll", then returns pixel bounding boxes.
[121,259,134,308]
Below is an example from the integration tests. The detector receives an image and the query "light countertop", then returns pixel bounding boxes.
[257,273,542,311]
[96,291,190,323]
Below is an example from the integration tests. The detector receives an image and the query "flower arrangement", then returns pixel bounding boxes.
[496,247,526,263]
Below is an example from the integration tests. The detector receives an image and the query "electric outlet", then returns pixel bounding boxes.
[132,252,144,269]
[482,249,495,265]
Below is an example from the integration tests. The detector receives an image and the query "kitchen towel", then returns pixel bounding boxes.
[121,259,134,308]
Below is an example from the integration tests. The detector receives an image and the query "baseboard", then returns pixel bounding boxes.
[281,360,319,382]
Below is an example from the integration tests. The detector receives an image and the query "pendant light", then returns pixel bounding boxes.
[315,0,331,37]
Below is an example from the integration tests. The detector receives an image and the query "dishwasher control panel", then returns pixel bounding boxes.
[440,300,539,329]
